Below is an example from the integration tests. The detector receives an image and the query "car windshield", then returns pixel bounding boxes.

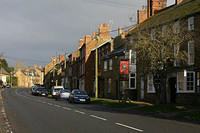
[37,88,45,91]
[54,88,62,92]
[74,90,87,95]
[62,89,70,93]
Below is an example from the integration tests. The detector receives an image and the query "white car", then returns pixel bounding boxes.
[51,86,64,98]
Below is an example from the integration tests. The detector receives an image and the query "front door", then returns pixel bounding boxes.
[169,77,176,104]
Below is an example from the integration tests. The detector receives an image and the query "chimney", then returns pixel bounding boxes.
[51,56,56,63]
[118,27,123,36]
[176,0,183,5]
[84,35,91,44]
[34,64,37,69]
[39,65,43,70]
[59,54,65,62]
[79,38,84,48]
[99,23,111,39]
[92,32,96,39]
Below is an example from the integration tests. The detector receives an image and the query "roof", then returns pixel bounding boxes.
[91,39,111,52]
[103,46,125,59]
[130,0,200,32]
[0,67,9,75]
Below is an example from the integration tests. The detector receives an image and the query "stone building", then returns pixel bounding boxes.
[78,24,112,95]
[0,67,9,85]
[14,64,44,88]
[137,0,167,24]
[130,0,200,104]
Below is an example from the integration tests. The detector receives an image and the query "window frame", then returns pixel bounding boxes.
[188,40,195,65]
[129,73,136,89]
[104,60,108,71]
[147,74,156,93]
[188,16,194,31]
[177,71,195,93]
[109,59,112,70]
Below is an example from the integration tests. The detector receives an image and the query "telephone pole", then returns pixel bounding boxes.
[95,30,99,98]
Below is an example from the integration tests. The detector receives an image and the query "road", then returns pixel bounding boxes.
[2,88,200,133]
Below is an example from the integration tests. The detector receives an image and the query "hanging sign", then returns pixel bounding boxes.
[120,61,129,75]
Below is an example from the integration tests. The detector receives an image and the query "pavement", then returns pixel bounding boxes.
[0,88,12,133]
[2,88,200,133]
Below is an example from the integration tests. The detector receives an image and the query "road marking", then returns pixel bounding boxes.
[115,123,143,132]
[74,110,85,115]
[47,103,53,105]
[42,102,46,104]
[90,115,107,121]
[62,107,72,110]
[54,105,61,108]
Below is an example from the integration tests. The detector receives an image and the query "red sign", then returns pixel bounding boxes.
[120,61,129,74]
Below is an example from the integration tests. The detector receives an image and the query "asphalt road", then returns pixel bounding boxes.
[2,88,200,133]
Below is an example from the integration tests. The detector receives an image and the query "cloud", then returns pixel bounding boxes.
[0,0,175,66]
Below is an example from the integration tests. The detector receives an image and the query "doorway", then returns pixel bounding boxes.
[169,77,177,104]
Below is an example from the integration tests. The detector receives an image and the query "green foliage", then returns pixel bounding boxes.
[6,76,18,87]
[0,58,14,73]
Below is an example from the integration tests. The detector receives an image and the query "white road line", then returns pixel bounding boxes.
[90,115,107,121]
[115,123,143,132]
[42,102,46,104]
[74,110,85,115]
[54,105,61,108]
[62,107,72,110]
[48,103,53,106]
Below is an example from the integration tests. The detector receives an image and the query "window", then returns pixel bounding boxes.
[188,16,194,31]
[197,72,200,93]
[188,40,195,65]
[147,74,155,93]
[108,78,112,93]
[109,59,112,70]
[174,21,180,34]
[177,71,195,93]
[129,73,136,89]
[151,28,156,40]
[162,25,167,37]
[104,60,107,71]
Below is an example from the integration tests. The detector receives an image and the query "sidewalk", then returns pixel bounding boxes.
[0,89,13,133]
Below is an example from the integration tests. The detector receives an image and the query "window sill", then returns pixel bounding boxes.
[177,91,195,93]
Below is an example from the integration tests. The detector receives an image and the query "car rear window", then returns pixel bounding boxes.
[54,88,62,91]
[74,90,87,95]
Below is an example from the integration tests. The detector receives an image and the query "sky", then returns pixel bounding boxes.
[0,0,175,67]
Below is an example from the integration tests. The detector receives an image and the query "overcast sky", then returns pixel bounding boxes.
[0,0,175,67]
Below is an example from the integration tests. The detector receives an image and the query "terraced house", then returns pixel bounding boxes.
[128,0,200,104]
[15,64,44,88]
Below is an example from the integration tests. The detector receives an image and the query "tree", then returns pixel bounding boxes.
[0,53,14,73]
[131,22,194,104]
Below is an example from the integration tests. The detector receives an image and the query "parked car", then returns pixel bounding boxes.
[35,87,47,96]
[55,89,71,100]
[6,84,11,88]
[51,86,64,98]
[69,89,90,103]
[31,85,39,95]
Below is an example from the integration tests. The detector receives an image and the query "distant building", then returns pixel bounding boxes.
[14,64,44,88]
[0,67,10,85]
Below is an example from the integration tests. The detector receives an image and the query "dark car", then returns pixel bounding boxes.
[69,89,90,103]
[6,84,11,88]
[35,87,47,96]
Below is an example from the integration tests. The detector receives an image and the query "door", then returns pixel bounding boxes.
[169,77,176,104]
[141,77,144,100]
